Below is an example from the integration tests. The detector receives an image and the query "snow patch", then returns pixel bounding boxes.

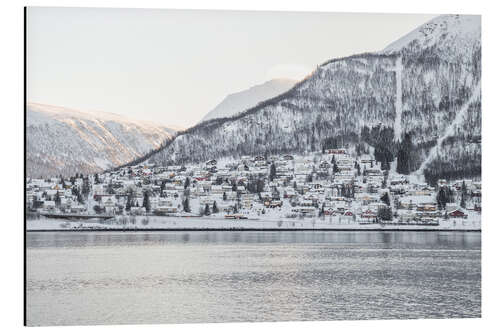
[393,56,403,141]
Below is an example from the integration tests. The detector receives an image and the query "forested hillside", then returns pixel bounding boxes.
[148,15,481,184]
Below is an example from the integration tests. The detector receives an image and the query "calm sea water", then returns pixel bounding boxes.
[26,231,481,326]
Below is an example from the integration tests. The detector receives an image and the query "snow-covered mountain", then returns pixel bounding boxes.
[383,14,480,57]
[147,14,480,184]
[200,79,297,123]
[27,103,180,178]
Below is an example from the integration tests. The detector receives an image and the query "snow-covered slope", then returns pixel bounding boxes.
[148,15,480,183]
[27,103,180,177]
[384,15,480,57]
[200,79,297,123]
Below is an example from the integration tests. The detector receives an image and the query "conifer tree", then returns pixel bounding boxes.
[437,186,449,210]
[183,197,191,213]
[126,194,132,212]
[396,133,413,175]
[54,192,61,207]
[269,163,277,182]
[143,191,151,212]
[460,191,466,209]
[381,192,391,206]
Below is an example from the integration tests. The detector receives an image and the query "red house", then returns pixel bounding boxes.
[361,210,377,219]
[449,209,468,219]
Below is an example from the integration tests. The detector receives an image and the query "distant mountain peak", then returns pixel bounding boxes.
[199,78,297,123]
[27,102,182,131]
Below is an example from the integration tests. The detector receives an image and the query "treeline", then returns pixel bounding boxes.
[360,125,397,170]
[423,141,481,185]
[110,137,174,171]
[424,165,481,186]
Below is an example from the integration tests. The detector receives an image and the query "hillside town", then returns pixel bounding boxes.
[26,148,481,228]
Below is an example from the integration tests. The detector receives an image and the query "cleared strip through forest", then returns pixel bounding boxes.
[415,83,481,175]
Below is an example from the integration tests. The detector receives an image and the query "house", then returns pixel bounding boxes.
[357,194,378,206]
[389,177,403,186]
[130,206,146,215]
[58,197,72,211]
[360,155,374,164]
[303,193,319,203]
[70,204,86,214]
[260,192,272,201]
[334,201,348,213]
[471,190,481,198]
[327,148,347,155]
[337,157,354,171]
[211,185,224,194]
[294,163,313,176]
[324,207,336,216]
[447,208,468,219]
[417,203,437,212]
[283,188,297,199]
[319,161,330,169]
[43,200,56,212]
[399,198,416,210]
[241,194,256,208]
[237,163,250,171]
[409,189,433,196]
[154,205,178,215]
[310,183,324,193]
[399,211,416,223]
[343,210,354,217]
[291,206,316,215]
[200,197,216,206]
[437,179,448,187]
[298,199,314,207]
[45,189,57,200]
[265,200,282,208]
[361,209,377,219]
[101,195,117,213]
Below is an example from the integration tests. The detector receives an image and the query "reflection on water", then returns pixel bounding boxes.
[26,231,481,326]
[27,230,481,249]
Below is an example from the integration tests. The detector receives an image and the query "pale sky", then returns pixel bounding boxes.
[27,7,437,128]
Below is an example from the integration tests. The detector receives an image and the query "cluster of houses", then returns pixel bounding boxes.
[26,148,482,225]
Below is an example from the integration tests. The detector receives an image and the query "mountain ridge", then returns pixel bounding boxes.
[27,103,180,178]
[200,78,297,123]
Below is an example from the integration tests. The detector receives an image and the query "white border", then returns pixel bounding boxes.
[1,0,499,332]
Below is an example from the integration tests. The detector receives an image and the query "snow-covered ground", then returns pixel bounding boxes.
[393,56,403,142]
[27,215,480,231]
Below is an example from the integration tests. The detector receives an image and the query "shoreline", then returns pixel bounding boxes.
[26,216,481,232]
[27,228,481,232]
